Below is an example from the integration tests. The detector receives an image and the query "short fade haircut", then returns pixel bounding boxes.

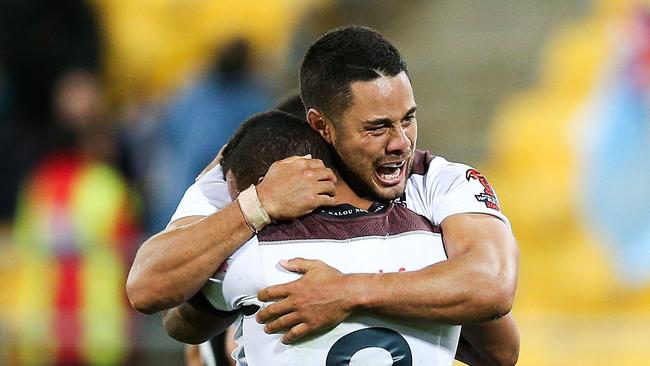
[221,110,336,191]
[299,26,408,119]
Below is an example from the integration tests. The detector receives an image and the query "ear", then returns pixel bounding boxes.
[306,108,334,144]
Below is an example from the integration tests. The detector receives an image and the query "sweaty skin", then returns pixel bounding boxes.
[126,156,336,314]
[308,72,417,202]
[162,161,372,345]
[133,71,519,364]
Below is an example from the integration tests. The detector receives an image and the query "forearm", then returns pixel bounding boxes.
[163,294,238,344]
[126,202,253,314]
[127,156,337,314]
[351,257,511,322]
[455,314,520,366]
[350,221,518,323]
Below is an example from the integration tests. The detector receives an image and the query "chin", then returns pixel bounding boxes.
[372,183,406,201]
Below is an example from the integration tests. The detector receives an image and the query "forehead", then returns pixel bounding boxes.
[343,71,415,123]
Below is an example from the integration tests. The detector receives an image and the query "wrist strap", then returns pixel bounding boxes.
[238,184,271,233]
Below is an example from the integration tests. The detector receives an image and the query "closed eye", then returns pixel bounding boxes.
[365,125,389,134]
[402,107,417,125]
[366,125,387,131]
[402,115,416,126]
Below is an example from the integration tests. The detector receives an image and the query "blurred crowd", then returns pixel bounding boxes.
[0,0,312,364]
[0,0,381,363]
[0,0,648,365]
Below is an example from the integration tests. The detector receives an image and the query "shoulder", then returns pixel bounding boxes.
[408,151,473,189]
[405,152,508,225]
[195,163,225,184]
[196,155,223,182]
[387,203,441,234]
[410,149,435,176]
[168,163,230,225]
[411,150,471,177]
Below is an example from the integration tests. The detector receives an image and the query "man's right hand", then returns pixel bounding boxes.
[257,155,337,221]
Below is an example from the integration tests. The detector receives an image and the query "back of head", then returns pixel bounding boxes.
[221,110,335,191]
[300,26,408,119]
[274,92,306,120]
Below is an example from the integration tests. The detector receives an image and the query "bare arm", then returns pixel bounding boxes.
[163,293,239,344]
[127,205,252,314]
[455,314,520,366]
[126,157,337,314]
[256,213,518,343]
[352,213,518,322]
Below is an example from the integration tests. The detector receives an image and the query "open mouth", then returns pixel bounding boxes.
[374,160,406,187]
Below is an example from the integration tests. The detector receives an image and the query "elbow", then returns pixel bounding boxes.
[126,273,175,315]
[500,346,520,366]
[492,282,516,318]
[474,275,516,321]
[126,277,157,315]
[128,294,160,316]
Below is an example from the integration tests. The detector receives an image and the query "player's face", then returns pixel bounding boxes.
[329,72,417,201]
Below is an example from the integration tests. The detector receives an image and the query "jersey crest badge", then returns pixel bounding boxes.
[466,169,501,211]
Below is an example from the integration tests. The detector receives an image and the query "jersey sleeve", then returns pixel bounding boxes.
[201,237,263,312]
[417,157,511,228]
[167,164,232,226]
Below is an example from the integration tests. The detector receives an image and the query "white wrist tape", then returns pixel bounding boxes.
[238,184,271,233]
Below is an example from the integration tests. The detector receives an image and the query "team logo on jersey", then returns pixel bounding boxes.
[465,169,500,211]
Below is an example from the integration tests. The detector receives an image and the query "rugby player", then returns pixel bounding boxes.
[165,110,463,364]
[127,26,519,365]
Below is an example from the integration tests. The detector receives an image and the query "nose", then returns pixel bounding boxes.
[386,125,411,154]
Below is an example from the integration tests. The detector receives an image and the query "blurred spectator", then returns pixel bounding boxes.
[0,0,100,123]
[127,38,272,233]
[0,0,101,221]
[9,70,139,366]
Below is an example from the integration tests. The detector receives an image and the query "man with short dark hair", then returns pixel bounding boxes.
[165,110,461,365]
[127,26,519,365]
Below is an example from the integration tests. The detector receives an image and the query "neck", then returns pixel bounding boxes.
[334,179,373,210]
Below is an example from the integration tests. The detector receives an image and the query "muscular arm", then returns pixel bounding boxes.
[126,157,336,314]
[353,213,518,322]
[257,213,518,342]
[126,205,252,314]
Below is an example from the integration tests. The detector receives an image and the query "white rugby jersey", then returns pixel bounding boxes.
[202,203,461,365]
[169,150,509,228]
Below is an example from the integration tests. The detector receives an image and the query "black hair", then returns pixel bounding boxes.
[274,91,306,120]
[299,26,408,119]
[221,110,336,191]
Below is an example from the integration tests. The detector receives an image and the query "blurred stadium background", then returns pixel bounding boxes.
[0,0,648,364]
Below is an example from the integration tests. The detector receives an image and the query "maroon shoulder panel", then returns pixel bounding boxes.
[410,149,435,176]
[258,204,441,243]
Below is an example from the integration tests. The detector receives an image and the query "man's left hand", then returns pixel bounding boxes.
[256,258,354,344]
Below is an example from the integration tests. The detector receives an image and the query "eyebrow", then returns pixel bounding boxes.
[404,106,417,118]
[363,106,417,126]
